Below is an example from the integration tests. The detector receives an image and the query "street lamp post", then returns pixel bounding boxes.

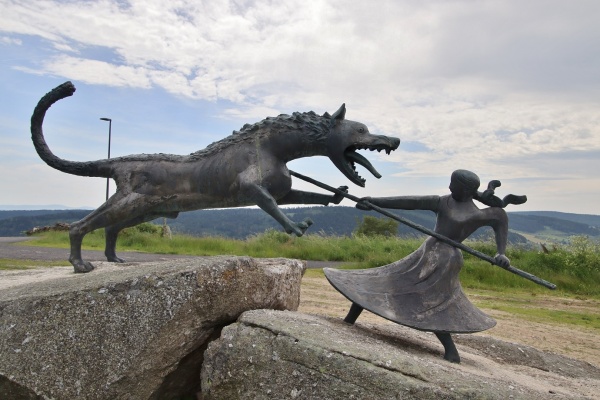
[100,118,112,201]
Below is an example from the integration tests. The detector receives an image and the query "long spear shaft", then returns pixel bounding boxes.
[289,170,556,290]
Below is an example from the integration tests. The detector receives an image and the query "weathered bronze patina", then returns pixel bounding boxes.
[31,82,400,273]
[323,169,528,363]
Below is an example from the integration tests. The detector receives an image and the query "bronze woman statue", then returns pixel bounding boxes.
[324,169,526,363]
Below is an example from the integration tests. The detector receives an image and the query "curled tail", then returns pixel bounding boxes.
[30,81,105,177]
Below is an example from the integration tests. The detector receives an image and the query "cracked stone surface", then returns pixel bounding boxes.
[201,309,599,399]
[0,257,305,400]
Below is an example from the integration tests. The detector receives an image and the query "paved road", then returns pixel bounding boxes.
[0,237,340,269]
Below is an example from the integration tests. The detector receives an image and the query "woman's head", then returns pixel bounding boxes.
[449,169,480,201]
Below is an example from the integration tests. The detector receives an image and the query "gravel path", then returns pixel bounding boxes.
[0,237,341,269]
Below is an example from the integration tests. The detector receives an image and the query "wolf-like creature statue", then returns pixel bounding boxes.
[31,82,400,273]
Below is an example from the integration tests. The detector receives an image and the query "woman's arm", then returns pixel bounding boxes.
[359,195,440,211]
[484,208,510,267]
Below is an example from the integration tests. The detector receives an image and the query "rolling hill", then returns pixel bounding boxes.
[1,207,598,244]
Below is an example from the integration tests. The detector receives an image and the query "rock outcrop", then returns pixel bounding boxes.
[0,257,305,400]
[201,309,600,400]
[3,258,598,400]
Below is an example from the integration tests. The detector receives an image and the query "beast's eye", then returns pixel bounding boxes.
[358,127,365,133]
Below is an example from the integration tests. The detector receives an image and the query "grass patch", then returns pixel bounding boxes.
[486,304,600,330]
[469,290,600,330]
[21,229,421,263]
[303,268,325,278]
[16,230,600,298]
[0,259,69,270]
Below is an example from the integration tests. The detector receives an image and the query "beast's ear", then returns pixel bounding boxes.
[330,103,346,123]
[322,111,331,118]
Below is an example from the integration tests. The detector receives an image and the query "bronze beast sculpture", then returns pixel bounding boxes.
[31,82,400,272]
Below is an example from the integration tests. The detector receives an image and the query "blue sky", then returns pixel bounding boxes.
[1,0,599,214]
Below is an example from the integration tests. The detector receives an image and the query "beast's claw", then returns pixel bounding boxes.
[300,217,314,229]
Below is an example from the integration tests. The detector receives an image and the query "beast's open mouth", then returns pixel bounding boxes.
[343,144,395,186]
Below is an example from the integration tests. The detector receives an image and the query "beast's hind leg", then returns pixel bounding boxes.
[104,215,148,263]
[104,212,179,262]
[69,193,162,273]
[69,206,117,273]
[68,222,95,273]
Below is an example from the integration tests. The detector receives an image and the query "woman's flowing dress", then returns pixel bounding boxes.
[325,198,496,333]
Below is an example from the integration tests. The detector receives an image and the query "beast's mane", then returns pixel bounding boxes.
[189,111,331,159]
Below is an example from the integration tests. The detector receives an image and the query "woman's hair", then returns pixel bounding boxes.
[451,169,480,191]
[451,169,527,208]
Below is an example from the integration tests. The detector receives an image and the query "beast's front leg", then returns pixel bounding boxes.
[240,183,313,236]
[277,187,348,206]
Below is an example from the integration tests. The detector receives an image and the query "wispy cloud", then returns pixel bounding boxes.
[1,35,22,45]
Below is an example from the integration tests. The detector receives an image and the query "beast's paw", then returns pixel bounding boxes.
[71,259,95,273]
[106,254,126,263]
[356,197,373,210]
[330,186,349,204]
[287,218,314,236]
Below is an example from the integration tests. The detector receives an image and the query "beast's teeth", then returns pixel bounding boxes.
[345,149,381,179]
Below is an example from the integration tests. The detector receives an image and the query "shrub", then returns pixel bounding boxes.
[563,235,600,277]
[354,215,399,237]
[134,222,162,234]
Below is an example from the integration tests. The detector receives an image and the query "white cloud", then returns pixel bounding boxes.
[5,1,598,104]
[1,0,599,212]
